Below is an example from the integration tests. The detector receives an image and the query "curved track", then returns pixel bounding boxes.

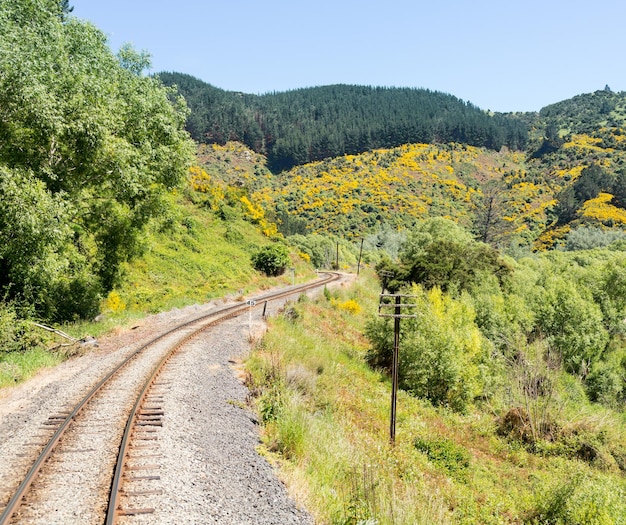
[0,272,340,525]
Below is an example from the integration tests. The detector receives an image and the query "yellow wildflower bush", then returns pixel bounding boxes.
[189,166,226,209]
[563,134,608,152]
[240,195,265,222]
[534,225,571,251]
[331,298,361,315]
[580,193,626,226]
[103,291,126,313]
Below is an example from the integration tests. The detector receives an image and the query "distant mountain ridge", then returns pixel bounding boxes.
[157,72,529,172]
[539,87,626,134]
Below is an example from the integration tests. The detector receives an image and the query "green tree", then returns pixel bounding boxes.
[0,168,99,320]
[556,164,613,225]
[366,286,487,412]
[399,217,474,264]
[252,244,291,277]
[117,42,151,76]
[535,277,609,375]
[0,0,194,319]
[610,168,626,209]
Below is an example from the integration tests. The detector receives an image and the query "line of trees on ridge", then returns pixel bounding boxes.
[158,73,530,172]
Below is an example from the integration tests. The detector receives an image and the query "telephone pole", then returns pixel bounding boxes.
[378,274,416,445]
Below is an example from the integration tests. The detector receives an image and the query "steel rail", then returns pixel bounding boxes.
[0,272,340,525]
[106,271,340,523]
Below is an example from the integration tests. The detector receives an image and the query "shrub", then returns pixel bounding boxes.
[414,436,470,480]
[332,298,361,315]
[251,244,291,276]
[525,473,626,525]
[535,277,609,374]
[366,285,487,412]
[565,226,626,251]
[404,239,512,294]
[586,356,625,406]
[0,303,43,355]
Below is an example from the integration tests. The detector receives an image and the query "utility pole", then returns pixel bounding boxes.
[378,275,416,445]
[357,238,364,276]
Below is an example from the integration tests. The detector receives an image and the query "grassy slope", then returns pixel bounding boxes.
[254,143,534,237]
[191,131,626,250]
[246,270,626,525]
[100,190,318,320]
[0,184,315,388]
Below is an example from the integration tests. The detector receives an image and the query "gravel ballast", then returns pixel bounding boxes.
[119,313,312,524]
[0,285,330,524]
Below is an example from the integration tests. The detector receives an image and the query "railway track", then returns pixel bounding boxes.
[0,272,340,525]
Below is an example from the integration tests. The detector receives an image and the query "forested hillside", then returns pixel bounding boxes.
[161,72,626,251]
[196,117,626,252]
[158,72,529,172]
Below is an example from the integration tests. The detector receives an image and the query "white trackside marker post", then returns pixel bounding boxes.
[246,300,256,336]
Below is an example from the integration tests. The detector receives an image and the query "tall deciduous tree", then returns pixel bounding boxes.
[472,181,511,247]
[0,0,194,320]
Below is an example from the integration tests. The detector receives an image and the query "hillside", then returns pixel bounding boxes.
[539,87,626,134]
[247,267,626,524]
[157,72,529,172]
[195,126,626,252]
[161,74,626,250]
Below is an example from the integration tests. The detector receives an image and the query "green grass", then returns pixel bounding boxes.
[0,347,64,388]
[245,269,626,524]
[113,195,283,313]
[93,192,317,326]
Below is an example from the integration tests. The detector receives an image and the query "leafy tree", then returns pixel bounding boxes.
[365,224,407,260]
[586,355,625,406]
[0,302,44,355]
[117,42,152,76]
[251,244,291,276]
[594,258,626,336]
[573,164,612,203]
[529,121,563,158]
[0,167,102,320]
[534,277,609,375]
[610,168,626,209]
[0,0,194,320]
[399,217,474,264]
[389,218,511,294]
[366,286,487,412]
[287,234,336,268]
[403,240,512,294]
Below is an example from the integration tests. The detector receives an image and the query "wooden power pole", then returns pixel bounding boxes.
[378,277,417,445]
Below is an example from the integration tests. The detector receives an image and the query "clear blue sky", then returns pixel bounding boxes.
[72,0,625,113]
